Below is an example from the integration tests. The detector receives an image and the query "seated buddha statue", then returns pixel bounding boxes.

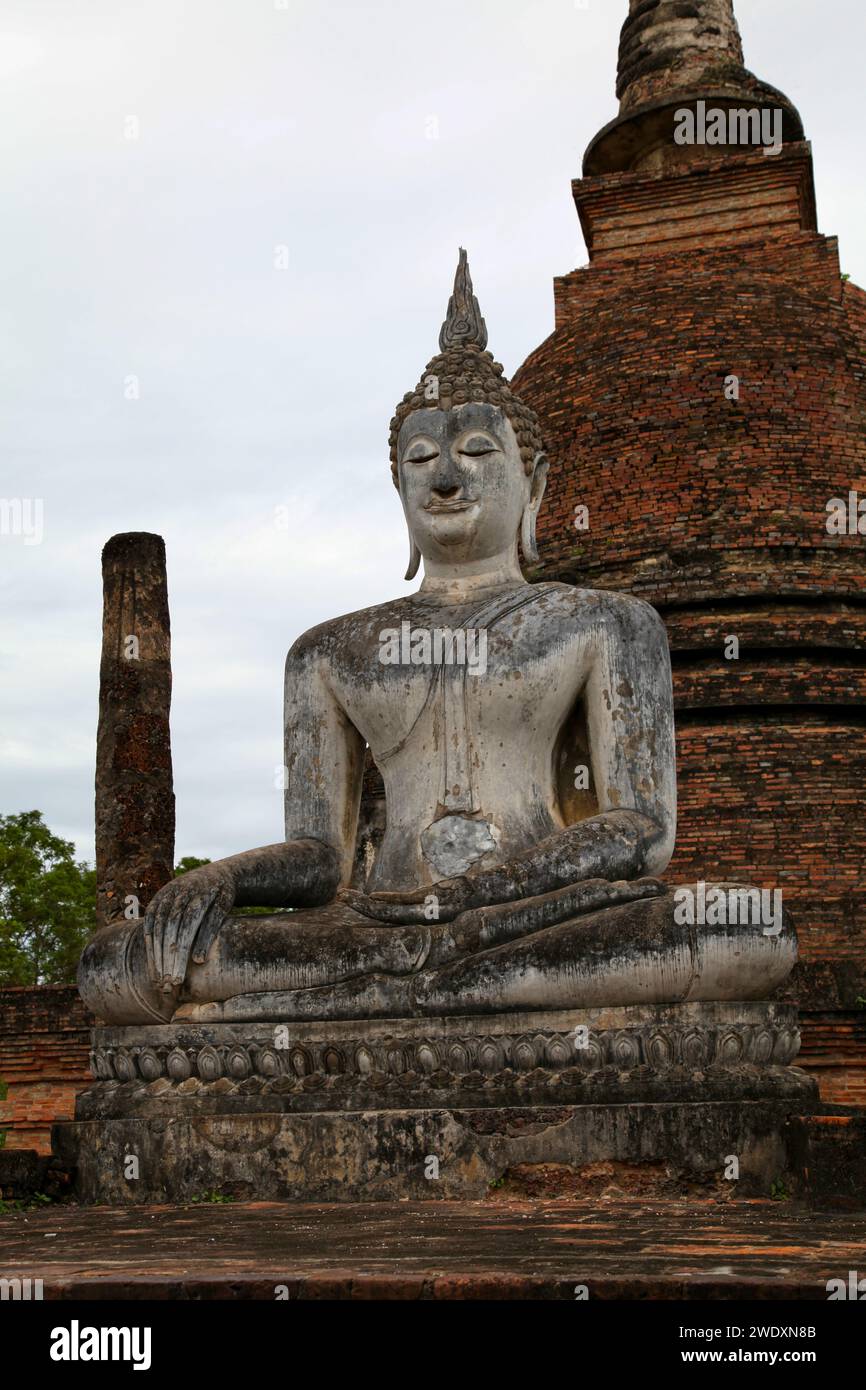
[79,251,796,1026]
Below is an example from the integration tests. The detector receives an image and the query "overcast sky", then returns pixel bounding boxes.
[2,0,865,867]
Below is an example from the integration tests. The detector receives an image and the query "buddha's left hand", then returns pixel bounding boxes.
[343,875,475,924]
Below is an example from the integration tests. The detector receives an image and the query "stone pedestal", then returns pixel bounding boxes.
[55,1001,817,1203]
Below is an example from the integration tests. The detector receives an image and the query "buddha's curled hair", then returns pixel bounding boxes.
[388,250,545,486]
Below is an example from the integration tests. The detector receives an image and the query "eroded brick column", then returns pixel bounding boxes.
[95,533,175,931]
[618,0,744,112]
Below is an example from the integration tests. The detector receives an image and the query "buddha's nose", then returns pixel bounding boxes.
[431,458,464,496]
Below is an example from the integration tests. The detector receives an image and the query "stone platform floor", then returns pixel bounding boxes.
[2,1195,864,1299]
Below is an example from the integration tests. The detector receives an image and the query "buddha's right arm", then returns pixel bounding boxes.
[209,627,364,908]
[282,627,366,889]
[219,838,340,908]
[141,632,364,990]
[141,838,341,991]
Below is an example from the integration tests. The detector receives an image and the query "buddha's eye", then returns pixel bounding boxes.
[460,435,498,458]
[404,445,438,465]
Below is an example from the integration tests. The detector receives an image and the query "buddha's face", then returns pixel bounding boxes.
[398,403,537,565]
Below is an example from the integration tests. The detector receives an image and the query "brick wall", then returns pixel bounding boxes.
[799,1013,866,1106]
[512,141,866,1101]
[0,986,93,1154]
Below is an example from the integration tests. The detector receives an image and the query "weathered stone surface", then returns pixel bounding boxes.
[55,1092,815,1205]
[0,1147,45,1193]
[4,1197,866,1301]
[81,881,798,1025]
[57,1002,818,1202]
[95,532,174,932]
[584,0,804,175]
[84,1001,803,1089]
[0,1147,73,1202]
[786,1110,866,1208]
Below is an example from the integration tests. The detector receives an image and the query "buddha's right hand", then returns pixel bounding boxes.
[143,863,236,994]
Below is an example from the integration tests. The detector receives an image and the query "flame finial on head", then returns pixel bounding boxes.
[439,248,488,352]
[389,250,545,484]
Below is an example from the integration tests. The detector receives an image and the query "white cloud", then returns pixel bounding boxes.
[2,0,864,863]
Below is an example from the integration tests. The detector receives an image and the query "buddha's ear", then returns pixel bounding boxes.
[398,476,422,581]
[404,534,421,581]
[530,451,549,507]
[521,453,549,564]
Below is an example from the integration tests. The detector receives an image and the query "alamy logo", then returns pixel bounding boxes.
[49,1320,152,1371]
[674,101,782,156]
[673,882,783,936]
[378,622,487,675]
[825,491,866,535]
[0,1277,43,1300]
[0,497,43,545]
[826,1270,866,1300]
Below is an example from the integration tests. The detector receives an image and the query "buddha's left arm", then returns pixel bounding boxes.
[350,595,676,924]
[463,593,677,908]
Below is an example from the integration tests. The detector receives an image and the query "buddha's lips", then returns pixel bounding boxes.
[425,499,477,513]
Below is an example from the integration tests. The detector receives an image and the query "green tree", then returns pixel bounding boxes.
[174,856,212,876]
[0,811,96,986]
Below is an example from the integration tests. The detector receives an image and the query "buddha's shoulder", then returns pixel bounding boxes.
[285,597,420,666]
[528,582,666,635]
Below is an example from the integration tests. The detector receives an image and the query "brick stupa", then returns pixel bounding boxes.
[512,0,866,1100]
